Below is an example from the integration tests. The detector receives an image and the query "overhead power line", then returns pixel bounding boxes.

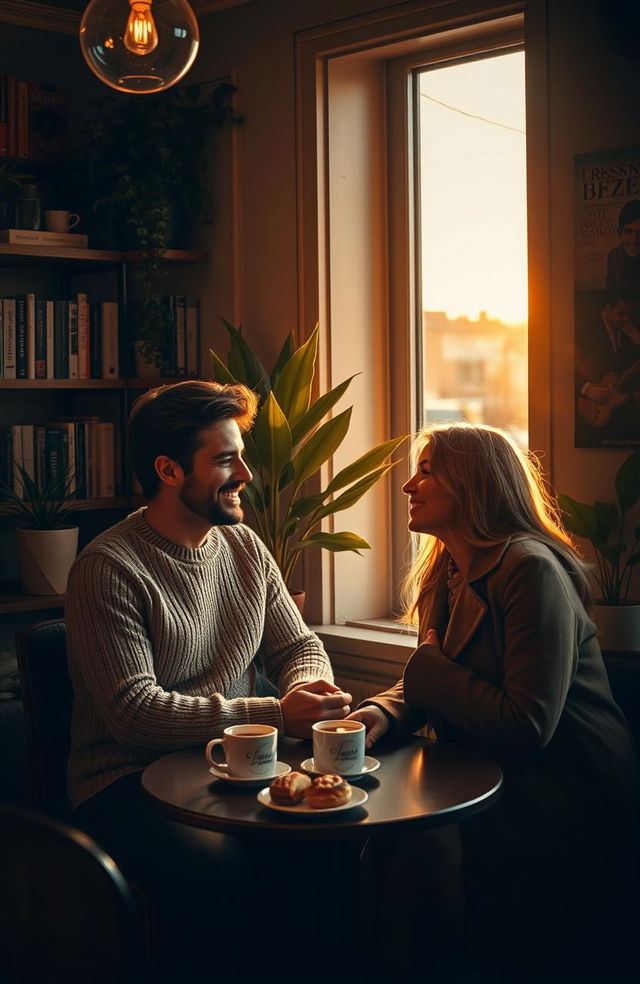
[420,91,525,134]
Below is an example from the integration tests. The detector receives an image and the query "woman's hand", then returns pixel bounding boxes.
[347,705,389,749]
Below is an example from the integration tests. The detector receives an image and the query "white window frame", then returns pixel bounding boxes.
[295,0,551,681]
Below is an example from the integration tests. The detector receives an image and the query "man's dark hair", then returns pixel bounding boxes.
[617,199,640,230]
[128,380,259,498]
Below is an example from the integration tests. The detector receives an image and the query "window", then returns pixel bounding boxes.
[417,52,528,445]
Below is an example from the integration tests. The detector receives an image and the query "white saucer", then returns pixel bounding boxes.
[299,756,381,780]
[256,785,368,815]
[208,761,291,786]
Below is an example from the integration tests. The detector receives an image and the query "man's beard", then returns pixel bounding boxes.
[179,478,244,526]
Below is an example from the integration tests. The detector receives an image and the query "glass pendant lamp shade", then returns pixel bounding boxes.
[79,0,200,94]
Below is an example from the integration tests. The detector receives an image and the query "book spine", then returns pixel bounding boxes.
[26,292,35,379]
[11,423,23,495]
[101,301,119,378]
[15,296,27,379]
[65,422,76,495]
[17,79,28,159]
[68,300,78,379]
[0,426,12,493]
[75,421,87,500]
[53,299,68,378]
[20,424,35,484]
[76,292,89,379]
[89,301,102,378]
[44,426,68,493]
[7,75,16,158]
[35,299,47,378]
[96,421,115,498]
[45,300,55,379]
[175,295,187,377]
[0,229,89,247]
[0,74,7,157]
[34,424,46,493]
[2,298,16,379]
[186,296,199,376]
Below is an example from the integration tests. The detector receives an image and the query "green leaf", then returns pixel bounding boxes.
[292,408,352,487]
[593,501,618,543]
[314,464,396,521]
[558,494,599,541]
[615,449,640,511]
[252,392,292,481]
[290,376,357,447]
[289,493,326,519]
[292,531,372,554]
[326,436,407,494]
[221,319,271,398]
[272,325,318,429]
[271,332,295,387]
[209,349,238,385]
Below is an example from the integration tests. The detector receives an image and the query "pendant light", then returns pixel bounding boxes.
[79,0,200,95]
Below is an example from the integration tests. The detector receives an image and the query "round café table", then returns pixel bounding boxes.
[141,734,503,840]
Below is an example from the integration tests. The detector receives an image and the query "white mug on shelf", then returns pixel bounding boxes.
[44,210,81,233]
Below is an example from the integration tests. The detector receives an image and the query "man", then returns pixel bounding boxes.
[67,379,351,981]
[575,291,640,446]
[606,199,640,290]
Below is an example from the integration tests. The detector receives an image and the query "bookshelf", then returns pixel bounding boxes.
[0,243,206,616]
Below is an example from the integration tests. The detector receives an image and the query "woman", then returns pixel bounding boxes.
[351,424,637,982]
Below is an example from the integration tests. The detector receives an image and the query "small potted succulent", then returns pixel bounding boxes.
[0,464,78,595]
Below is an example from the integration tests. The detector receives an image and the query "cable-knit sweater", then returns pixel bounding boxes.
[66,509,332,809]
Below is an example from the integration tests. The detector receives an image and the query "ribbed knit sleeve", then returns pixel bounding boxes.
[66,511,332,808]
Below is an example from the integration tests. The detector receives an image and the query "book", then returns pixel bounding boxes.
[34,299,47,378]
[17,79,28,159]
[2,297,16,379]
[76,292,89,379]
[186,296,199,376]
[0,228,89,248]
[174,295,187,377]
[7,75,16,158]
[28,81,67,161]
[96,421,115,498]
[26,292,35,379]
[53,299,68,378]
[0,426,13,491]
[101,301,119,378]
[45,299,54,379]
[15,296,27,378]
[34,424,46,492]
[20,424,35,485]
[44,425,69,492]
[89,302,102,379]
[0,74,7,157]
[11,423,23,495]
[68,300,78,379]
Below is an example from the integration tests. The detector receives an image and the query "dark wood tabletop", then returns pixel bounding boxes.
[141,735,503,841]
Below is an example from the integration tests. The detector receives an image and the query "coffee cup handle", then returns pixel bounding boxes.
[68,213,80,230]
[205,738,228,772]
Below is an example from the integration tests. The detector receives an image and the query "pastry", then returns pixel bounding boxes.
[303,774,352,809]
[269,770,312,804]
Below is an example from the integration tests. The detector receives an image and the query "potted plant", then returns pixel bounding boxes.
[0,465,78,595]
[0,162,36,228]
[76,81,240,375]
[558,449,640,651]
[210,322,406,605]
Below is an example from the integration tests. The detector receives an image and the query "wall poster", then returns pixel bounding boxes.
[574,146,640,448]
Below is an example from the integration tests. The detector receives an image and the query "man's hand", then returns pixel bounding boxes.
[347,705,389,749]
[281,679,352,738]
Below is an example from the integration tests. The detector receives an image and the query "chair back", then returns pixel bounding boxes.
[0,803,146,983]
[16,618,72,819]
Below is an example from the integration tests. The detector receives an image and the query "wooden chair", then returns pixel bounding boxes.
[15,617,72,820]
[0,803,146,983]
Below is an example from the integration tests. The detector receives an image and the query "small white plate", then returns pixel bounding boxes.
[257,785,368,815]
[299,756,381,780]
[208,761,291,786]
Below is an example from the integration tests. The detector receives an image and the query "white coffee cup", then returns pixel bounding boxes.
[312,719,366,775]
[45,210,81,233]
[205,724,278,779]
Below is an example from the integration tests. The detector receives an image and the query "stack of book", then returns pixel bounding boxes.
[0,229,89,249]
[151,295,200,378]
[0,292,119,380]
[0,417,117,501]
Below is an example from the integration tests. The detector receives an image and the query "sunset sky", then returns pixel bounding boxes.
[419,51,527,325]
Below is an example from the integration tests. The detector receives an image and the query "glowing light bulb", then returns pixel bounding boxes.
[124,1,159,56]
[79,0,199,94]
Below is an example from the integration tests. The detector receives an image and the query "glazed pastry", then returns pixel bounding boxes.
[304,774,352,809]
[269,771,312,804]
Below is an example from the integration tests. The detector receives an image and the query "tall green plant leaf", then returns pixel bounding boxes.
[271,332,295,386]
[313,464,396,521]
[252,393,292,481]
[292,531,371,553]
[558,494,598,541]
[326,437,406,495]
[272,326,318,428]
[292,409,352,487]
[221,319,271,397]
[209,349,238,386]
[615,448,640,511]
[290,376,356,447]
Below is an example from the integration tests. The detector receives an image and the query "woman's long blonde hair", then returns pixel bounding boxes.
[400,423,592,624]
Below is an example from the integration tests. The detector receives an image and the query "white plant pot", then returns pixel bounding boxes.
[16,527,79,596]
[594,602,640,653]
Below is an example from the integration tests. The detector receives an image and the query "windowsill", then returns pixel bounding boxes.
[309,620,416,665]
